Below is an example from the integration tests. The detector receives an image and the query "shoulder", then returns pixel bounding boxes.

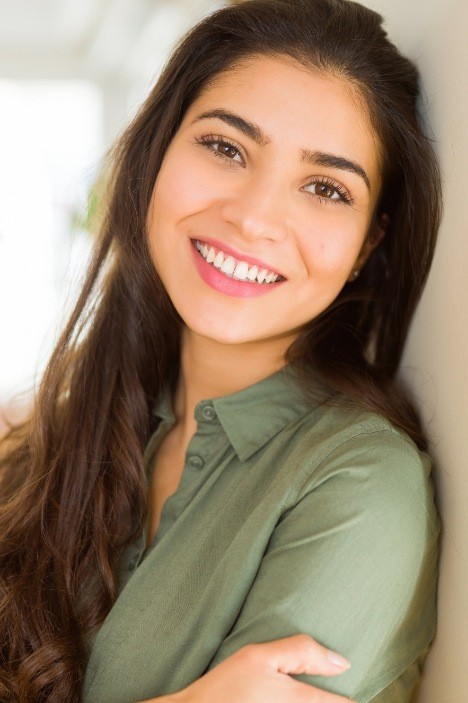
[294,403,431,484]
[285,405,439,548]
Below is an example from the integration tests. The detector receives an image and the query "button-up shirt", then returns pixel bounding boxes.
[83,364,439,703]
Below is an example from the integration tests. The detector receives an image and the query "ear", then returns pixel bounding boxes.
[346,213,388,282]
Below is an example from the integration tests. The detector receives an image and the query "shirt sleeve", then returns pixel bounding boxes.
[204,428,439,703]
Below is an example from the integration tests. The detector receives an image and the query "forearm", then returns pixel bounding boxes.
[136,694,183,703]
[133,635,352,703]
[137,693,185,703]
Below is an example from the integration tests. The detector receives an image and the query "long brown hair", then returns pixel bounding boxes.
[0,1,442,700]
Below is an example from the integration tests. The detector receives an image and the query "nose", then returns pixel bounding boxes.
[220,169,289,243]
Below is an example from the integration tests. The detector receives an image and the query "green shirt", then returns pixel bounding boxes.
[83,365,439,703]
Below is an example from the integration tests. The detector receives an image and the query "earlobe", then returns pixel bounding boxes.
[370,212,389,246]
[346,212,388,283]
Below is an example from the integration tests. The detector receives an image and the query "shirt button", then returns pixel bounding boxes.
[201,405,216,421]
[188,454,204,469]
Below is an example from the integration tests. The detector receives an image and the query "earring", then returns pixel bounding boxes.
[351,269,360,280]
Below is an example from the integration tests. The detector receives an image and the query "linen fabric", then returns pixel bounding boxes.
[83,364,439,703]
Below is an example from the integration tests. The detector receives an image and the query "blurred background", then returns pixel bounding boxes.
[0,1,467,702]
[0,0,225,418]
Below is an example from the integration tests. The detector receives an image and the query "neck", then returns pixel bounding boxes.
[171,327,296,445]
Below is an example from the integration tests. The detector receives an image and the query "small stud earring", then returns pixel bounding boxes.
[352,269,360,280]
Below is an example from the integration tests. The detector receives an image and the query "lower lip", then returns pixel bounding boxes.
[190,240,285,299]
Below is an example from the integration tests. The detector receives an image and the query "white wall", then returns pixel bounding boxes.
[363,1,467,701]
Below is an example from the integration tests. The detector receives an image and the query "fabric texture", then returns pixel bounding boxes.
[83,364,439,703]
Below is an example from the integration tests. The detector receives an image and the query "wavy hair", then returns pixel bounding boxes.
[0,0,441,700]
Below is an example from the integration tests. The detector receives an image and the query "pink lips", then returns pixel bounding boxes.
[190,239,285,299]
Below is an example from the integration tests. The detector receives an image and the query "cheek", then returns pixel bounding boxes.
[151,151,223,221]
[151,158,190,219]
[299,223,364,279]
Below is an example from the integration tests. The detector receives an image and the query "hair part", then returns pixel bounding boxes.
[0,1,441,700]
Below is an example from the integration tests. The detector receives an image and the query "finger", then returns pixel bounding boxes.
[258,634,351,677]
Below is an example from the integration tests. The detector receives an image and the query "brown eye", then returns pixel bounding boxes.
[304,178,351,204]
[197,136,244,164]
[314,183,337,199]
[216,141,239,159]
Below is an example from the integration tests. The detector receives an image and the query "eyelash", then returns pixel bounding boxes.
[194,133,355,206]
[195,134,245,166]
[308,176,355,206]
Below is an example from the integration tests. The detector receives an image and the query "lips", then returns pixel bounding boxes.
[189,238,285,298]
[193,236,285,280]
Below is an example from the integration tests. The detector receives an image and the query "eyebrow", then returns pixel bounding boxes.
[191,108,371,191]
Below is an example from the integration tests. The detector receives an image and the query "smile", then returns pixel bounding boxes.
[194,239,285,284]
[190,239,286,299]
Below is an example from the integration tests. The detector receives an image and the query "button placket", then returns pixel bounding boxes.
[187,454,204,469]
[187,403,217,471]
[201,404,216,421]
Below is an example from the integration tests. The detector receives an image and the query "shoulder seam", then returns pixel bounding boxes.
[294,426,420,500]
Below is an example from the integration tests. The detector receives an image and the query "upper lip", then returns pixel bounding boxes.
[192,236,286,278]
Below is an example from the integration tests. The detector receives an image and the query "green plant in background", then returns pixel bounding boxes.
[70,177,104,238]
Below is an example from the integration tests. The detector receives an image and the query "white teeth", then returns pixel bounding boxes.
[213,251,224,268]
[247,264,258,281]
[194,240,282,285]
[233,261,249,280]
[206,246,216,263]
[220,256,236,275]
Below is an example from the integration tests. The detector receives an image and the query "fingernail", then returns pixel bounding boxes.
[327,650,351,669]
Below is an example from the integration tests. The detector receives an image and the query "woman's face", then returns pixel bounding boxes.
[147,55,383,349]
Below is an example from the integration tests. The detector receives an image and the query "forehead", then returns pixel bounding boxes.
[184,54,382,192]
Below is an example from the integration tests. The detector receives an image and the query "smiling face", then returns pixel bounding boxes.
[147,54,383,352]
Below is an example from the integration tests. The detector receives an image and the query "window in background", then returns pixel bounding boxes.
[0,80,104,410]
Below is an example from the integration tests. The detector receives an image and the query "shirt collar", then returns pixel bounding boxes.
[152,364,323,462]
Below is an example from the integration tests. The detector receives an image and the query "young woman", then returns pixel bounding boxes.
[0,1,441,702]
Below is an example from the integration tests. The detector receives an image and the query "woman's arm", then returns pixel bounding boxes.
[203,430,438,703]
[141,634,354,703]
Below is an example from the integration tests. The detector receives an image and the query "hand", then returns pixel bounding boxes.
[151,634,355,703]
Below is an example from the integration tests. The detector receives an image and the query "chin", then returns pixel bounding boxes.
[182,316,259,346]
[197,327,256,346]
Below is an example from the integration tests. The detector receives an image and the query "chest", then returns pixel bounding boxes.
[146,432,187,547]
[84,419,319,703]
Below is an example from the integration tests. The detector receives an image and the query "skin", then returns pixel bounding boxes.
[143,55,383,702]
